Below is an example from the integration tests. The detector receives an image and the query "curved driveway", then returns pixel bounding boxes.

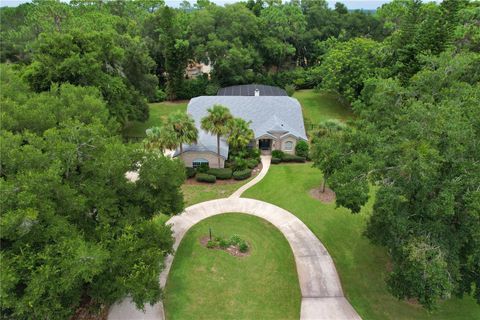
[109,157,361,320]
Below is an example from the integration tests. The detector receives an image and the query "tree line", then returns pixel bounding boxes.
[1,0,390,127]
[310,0,480,310]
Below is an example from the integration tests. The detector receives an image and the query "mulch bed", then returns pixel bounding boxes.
[199,236,250,257]
[184,163,262,186]
[71,297,108,320]
[309,186,336,204]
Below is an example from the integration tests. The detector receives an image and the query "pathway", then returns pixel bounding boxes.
[109,157,361,320]
[230,155,271,198]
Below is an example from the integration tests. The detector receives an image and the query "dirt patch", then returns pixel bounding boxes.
[199,236,250,257]
[71,297,108,320]
[309,186,336,204]
[185,163,262,185]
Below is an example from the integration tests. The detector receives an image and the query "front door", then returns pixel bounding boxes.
[259,139,271,151]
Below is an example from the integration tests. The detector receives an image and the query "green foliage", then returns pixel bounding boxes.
[185,167,196,179]
[196,173,217,183]
[231,156,248,171]
[246,158,259,169]
[317,38,386,103]
[233,169,252,180]
[227,117,254,153]
[239,241,249,253]
[271,150,284,159]
[0,68,183,318]
[271,157,282,164]
[318,51,480,308]
[295,140,309,158]
[281,154,306,163]
[285,84,296,96]
[197,162,210,173]
[206,168,233,180]
[201,104,233,168]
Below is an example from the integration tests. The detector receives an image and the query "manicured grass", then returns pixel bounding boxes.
[122,101,188,138]
[181,177,254,207]
[163,213,301,320]
[293,89,352,129]
[243,164,480,320]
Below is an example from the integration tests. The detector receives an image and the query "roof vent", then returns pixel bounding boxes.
[254,88,260,96]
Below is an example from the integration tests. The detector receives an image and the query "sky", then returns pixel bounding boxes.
[0,0,442,10]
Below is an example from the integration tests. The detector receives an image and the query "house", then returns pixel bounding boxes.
[174,84,307,168]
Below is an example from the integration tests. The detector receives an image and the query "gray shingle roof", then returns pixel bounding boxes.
[175,96,307,158]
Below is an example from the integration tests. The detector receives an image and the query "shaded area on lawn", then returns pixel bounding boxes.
[122,101,188,138]
[243,164,480,320]
[293,89,352,133]
[163,213,301,320]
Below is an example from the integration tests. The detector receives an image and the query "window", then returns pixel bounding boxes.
[192,159,209,168]
[284,141,293,151]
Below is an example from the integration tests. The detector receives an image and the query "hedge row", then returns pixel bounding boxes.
[282,154,306,162]
[185,167,196,178]
[233,169,252,180]
[196,173,216,183]
[207,168,233,180]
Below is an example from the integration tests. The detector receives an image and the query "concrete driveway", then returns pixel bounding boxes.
[109,197,361,320]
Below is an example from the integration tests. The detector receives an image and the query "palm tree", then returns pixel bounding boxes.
[144,126,177,153]
[166,111,198,154]
[227,118,254,153]
[201,104,233,168]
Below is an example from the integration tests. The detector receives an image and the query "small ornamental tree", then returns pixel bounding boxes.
[294,140,309,158]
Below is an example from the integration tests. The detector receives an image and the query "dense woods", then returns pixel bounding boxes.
[1,0,479,318]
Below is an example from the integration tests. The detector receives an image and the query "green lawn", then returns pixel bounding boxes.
[122,100,188,138]
[293,89,352,130]
[243,164,480,320]
[181,177,254,207]
[163,213,301,320]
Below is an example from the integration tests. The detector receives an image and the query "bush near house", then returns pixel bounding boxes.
[197,163,210,173]
[207,168,233,180]
[271,157,282,164]
[272,150,284,159]
[282,154,306,163]
[186,167,196,178]
[233,169,252,180]
[247,158,259,169]
[196,173,216,183]
[295,140,309,159]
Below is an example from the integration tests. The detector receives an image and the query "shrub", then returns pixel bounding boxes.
[219,239,229,249]
[197,162,209,173]
[196,173,216,183]
[207,168,232,180]
[272,150,284,159]
[285,84,296,96]
[154,89,167,102]
[239,241,248,253]
[233,169,252,180]
[232,156,248,171]
[247,147,261,161]
[185,167,196,178]
[207,240,216,248]
[295,140,310,158]
[247,158,259,169]
[271,157,281,164]
[229,234,242,246]
[282,154,306,163]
